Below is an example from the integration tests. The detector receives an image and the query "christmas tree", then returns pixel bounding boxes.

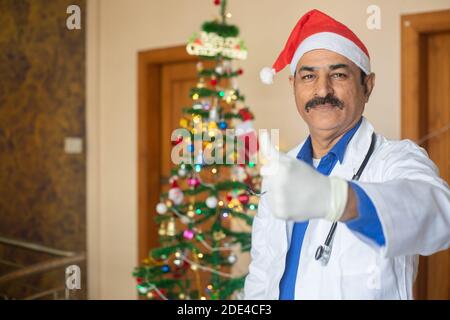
[133,0,261,300]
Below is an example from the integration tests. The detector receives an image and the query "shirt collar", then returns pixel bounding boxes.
[297,117,363,164]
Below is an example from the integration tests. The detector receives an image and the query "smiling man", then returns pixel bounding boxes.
[244,9,450,300]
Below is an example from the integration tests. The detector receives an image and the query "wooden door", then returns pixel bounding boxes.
[402,10,450,300]
[138,46,197,264]
[160,62,198,184]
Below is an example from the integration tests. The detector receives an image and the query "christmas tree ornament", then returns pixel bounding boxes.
[178,167,187,177]
[187,176,201,188]
[210,77,218,86]
[179,118,189,128]
[174,258,182,267]
[206,196,218,209]
[158,222,167,236]
[156,202,168,215]
[197,78,206,89]
[180,216,190,225]
[137,284,149,295]
[218,120,227,129]
[161,265,171,273]
[168,179,184,205]
[165,200,173,208]
[183,229,195,240]
[227,254,237,264]
[215,65,223,75]
[213,230,226,241]
[208,121,218,130]
[187,210,195,218]
[179,293,186,300]
[238,193,249,205]
[147,291,155,299]
[166,217,176,237]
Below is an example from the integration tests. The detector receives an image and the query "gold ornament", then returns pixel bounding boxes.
[166,217,176,237]
[179,118,189,128]
[187,210,195,218]
[213,230,226,241]
[158,222,167,236]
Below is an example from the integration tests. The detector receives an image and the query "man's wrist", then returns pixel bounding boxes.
[339,184,359,222]
[325,177,349,221]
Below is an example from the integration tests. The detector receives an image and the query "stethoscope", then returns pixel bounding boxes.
[247,132,377,266]
[315,132,377,266]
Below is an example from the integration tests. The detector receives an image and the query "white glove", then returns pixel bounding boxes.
[259,132,349,222]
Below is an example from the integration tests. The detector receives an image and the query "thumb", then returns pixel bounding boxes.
[259,130,279,163]
[259,130,282,177]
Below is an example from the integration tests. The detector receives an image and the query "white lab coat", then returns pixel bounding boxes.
[244,117,450,299]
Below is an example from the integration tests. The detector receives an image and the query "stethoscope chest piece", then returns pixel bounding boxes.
[315,244,332,266]
[315,132,377,266]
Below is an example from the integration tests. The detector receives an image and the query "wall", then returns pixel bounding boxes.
[0,0,86,257]
[0,0,86,298]
[87,0,450,299]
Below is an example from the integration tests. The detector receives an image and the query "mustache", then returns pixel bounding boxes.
[305,94,344,112]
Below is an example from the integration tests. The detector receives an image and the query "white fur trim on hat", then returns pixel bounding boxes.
[289,32,371,75]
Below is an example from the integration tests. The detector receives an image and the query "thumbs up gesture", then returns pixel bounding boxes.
[258,131,349,222]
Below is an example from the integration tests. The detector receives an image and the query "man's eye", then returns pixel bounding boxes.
[331,73,347,79]
[301,74,315,80]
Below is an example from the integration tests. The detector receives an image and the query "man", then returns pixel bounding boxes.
[244,9,450,299]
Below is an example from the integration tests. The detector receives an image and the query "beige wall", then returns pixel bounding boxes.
[87,0,450,299]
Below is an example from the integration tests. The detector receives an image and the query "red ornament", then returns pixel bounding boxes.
[238,108,254,121]
[237,68,244,75]
[187,177,200,188]
[214,0,221,5]
[238,193,250,205]
[172,135,183,146]
[136,277,143,284]
[226,194,233,202]
[170,179,179,188]
[210,78,218,86]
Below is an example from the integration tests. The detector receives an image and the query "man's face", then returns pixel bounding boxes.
[289,49,375,134]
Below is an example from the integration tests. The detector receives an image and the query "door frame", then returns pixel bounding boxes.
[401,9,450,141]
[137,46,197,264]
[401,9,450,299]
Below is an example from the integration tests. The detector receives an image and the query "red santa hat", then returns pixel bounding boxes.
[260,9,371,85]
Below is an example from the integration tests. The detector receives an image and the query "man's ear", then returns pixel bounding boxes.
[364,73,376,102]
[289,74,295,91]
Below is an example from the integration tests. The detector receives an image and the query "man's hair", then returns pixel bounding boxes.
[360,68,368,94]
[360,68,367,86]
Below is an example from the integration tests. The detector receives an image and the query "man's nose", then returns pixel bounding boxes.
[314,75,334,97]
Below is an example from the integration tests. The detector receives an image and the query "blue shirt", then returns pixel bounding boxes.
[278,117,385,300]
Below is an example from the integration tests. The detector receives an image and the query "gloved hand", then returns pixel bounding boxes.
[259,132,349,222]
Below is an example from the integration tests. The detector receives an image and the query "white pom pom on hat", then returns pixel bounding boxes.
[259,67,276,85]
[259,9,371,85]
